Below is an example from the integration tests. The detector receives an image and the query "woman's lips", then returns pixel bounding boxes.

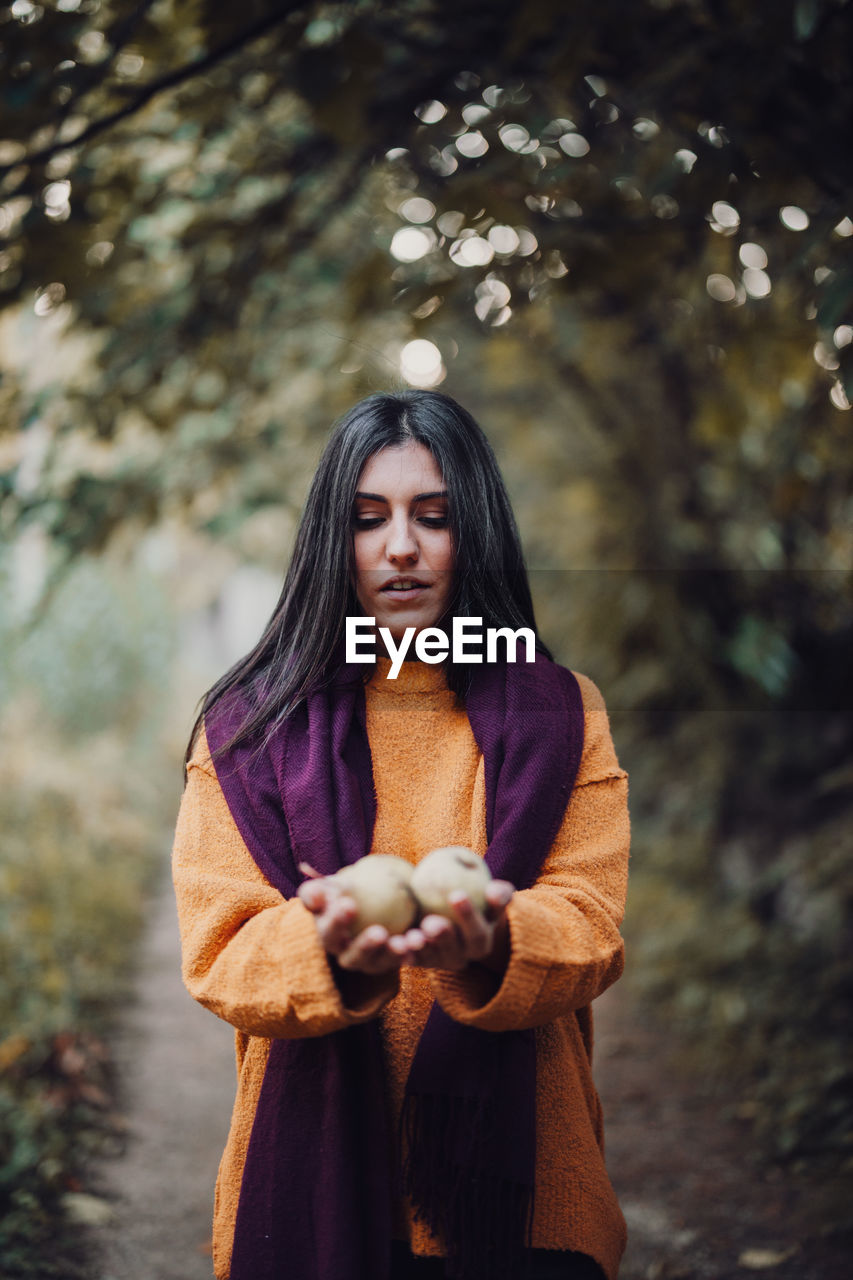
[379,582,430,603]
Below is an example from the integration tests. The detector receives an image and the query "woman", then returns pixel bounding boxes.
[173,390,629,1280]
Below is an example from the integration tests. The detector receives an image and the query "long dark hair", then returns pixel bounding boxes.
[186,389,549,768]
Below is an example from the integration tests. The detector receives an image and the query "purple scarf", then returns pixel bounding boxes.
[205,654,584,1280]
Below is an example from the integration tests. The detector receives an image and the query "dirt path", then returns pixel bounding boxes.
[85,865,235,1280]
[84,867,847,1279]
[593,983,848,1280]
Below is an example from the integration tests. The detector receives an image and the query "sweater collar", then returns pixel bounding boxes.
[367,655,449,694]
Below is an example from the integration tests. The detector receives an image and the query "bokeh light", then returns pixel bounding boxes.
[449,235,494,267]
[706,273,737,302]
[780,205,809,231]
[414,100,447,123]
[813,341,839,371]
[399,339,445,386]
[436,210,464,236]
[515,228,538,255]
[33,281,67,316]
[390,227,435,262]
[488,225,520,254]
[43,180,71,221]
[559,132,590,157]
[474,276,511,323]
[742,268,771,298]
[651,194,679,219]
[399,197,435,223]
[711,201,740,232]
[462,103,490,126]
[829,382,851,410]
[739,242,768,269]
[499,123,537,153]
[455,131,489,158]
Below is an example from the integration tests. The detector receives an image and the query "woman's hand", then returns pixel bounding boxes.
[297,873,514,975]
[297,875,406,975]
[398,880,514,973]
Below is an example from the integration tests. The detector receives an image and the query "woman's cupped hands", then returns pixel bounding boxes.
[297,872,514,975]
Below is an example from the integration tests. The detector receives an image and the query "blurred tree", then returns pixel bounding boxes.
[1,0,851,555]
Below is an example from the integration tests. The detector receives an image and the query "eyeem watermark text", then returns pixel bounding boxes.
[346,616,536,678]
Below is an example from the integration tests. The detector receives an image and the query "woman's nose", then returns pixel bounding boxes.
[385,515,418,562]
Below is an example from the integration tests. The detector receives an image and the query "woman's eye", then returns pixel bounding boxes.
[352,515,383,529]
[419,516,448,528]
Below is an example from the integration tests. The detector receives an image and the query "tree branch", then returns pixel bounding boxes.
[0,4,303,183]
[52,0,162,137]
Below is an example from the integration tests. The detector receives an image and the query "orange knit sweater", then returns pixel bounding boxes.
[172,659,630,1280]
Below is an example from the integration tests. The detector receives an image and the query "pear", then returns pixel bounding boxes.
[330,854,418,935]
[410,845,492,919]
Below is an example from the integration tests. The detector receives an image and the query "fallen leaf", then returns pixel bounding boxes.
[738,1246,797,1269]
[61,1192,115,1227]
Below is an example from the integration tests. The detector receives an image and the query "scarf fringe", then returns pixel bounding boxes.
[400,1092,534,1280]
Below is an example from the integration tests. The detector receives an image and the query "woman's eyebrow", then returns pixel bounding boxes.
[354,489,449,502]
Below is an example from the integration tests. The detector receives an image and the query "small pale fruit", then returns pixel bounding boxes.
[410,846,492,919]
[331,854,418,935]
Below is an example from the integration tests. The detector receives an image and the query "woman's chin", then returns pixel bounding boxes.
[379,618,430,641]
[372,604,443,637]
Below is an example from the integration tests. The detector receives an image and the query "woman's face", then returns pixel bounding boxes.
[352,441,455,643]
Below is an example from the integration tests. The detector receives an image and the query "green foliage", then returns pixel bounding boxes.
[531,563,853,1208]
[0,1087,73,1277]
[0,1040,112,1278]
[625,795,853,1171]
[0,554,178,1275]
[12,557,174,736]
[614,687,853,1199]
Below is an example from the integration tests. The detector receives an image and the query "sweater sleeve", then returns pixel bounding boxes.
[172,728,399,1039]
[429,672,629,1031]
